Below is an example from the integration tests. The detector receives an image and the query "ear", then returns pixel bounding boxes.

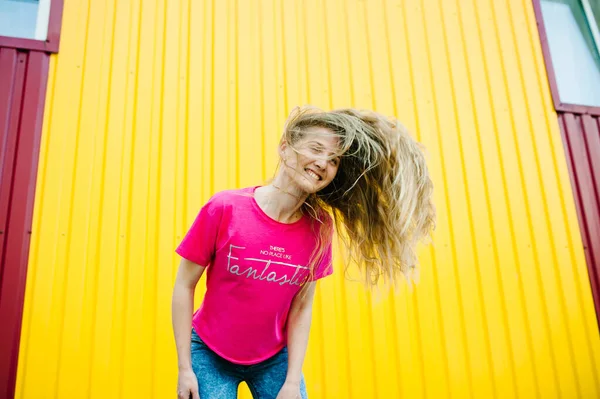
[279,140,288,157]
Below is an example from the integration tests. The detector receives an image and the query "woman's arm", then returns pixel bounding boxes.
[278,282,317,398]
[172,258,206,399]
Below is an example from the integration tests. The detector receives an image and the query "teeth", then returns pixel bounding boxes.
[306,169,320,180]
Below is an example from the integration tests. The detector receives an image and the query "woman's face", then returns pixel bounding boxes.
[280,127,341,194]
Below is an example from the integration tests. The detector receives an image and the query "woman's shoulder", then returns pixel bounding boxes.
[204,186,256,207]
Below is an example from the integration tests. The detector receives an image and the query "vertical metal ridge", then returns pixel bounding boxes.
[416,0,470,396]
[559,114,600,397]
[209,0,215,195]
[15,49,56,399]
[468,0,521,395]
[35,52,63,398]
[487,0,554,395]
[513,5,583,394]
[321,0,333,110]
[451,0,516,396]
[0,48,49,398]
[130,0,150,396]
[341,2,354,105]
[182,0,190,255]
[148,0,169,396]
[257,0,266,180]
[484,0,541,396]
[503,0,574,394]
[0,48,25,397]
[174,0,185,273]
[299,0,309,103]
[581,116,600,208]
[129,0,155,395]
[226,0,233,186]
[52,0,94,394]
[84,0,122,395]
[233,0,239,188]
[437,0,496,395]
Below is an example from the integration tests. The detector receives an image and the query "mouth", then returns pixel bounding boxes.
[304,168,322,181]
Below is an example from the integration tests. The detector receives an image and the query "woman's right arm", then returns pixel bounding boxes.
[172,258,206,399]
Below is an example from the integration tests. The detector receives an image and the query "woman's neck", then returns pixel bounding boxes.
[254,175,308,224]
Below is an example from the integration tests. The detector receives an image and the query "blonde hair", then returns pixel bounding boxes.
[281,106,436,287]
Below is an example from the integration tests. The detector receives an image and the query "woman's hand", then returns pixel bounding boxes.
[177,368,200,399]
[172,259,206,399]
[276,381,302,399]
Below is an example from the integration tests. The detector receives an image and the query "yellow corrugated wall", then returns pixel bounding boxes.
[15,0,600,397]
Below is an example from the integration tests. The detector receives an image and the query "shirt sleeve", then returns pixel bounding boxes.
[175,195,224,267]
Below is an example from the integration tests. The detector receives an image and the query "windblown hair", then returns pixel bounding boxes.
[281,106,436,287]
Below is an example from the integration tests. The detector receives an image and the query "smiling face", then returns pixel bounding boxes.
[280,127,342,194]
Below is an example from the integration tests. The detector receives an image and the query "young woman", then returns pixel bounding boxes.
[172,106,435,399]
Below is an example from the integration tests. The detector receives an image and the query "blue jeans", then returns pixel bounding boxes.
[190,329,308,399]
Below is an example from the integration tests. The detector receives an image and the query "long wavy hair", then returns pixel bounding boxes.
[280,106,436,287]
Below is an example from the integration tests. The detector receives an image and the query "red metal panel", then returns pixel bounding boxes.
[0,37,57,53]
[559,113,600,324]
[0,49,26,289]
[532,0,600,324]
[0,1,62,396]
[0,48,49,399]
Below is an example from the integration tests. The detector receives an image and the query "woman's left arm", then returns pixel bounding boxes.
[277,281,317,399]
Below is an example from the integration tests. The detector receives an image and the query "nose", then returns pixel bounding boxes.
[313,158,326,169]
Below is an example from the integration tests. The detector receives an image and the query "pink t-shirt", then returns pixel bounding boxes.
[176,186,333,365]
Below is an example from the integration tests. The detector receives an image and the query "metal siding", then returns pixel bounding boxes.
[15,0,600,398]
[559,113,600,326]
[0,47,49,399]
